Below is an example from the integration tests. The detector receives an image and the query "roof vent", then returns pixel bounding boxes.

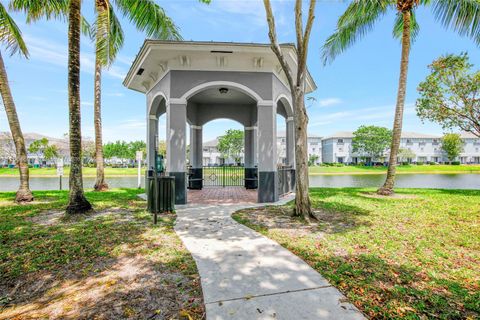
[136,68,144,76]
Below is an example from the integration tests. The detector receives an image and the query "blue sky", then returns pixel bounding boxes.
[1,0,480,142]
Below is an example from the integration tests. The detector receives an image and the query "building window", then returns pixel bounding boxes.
[337,139,344,144]
[406,139,412,144]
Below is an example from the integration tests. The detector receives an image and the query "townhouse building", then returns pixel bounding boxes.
[201,133,323,166]
[321,131,480,164]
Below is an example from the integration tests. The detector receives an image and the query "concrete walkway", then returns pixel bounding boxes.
[174,197,365,320]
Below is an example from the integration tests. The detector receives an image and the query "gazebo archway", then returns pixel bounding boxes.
[126,41,316,204]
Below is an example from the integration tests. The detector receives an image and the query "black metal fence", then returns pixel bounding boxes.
[203,166,245,187]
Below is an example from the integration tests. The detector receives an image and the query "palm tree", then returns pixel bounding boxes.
[322,0,480,195]
[65,0,91,213]
[12,0,91,213]
[0,3,33,202]
[91,0,181,191]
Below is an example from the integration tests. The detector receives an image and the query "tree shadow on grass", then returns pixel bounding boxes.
[0,189,204,319]
[235,199,372,236]
[308,253,479,319]
[234,193,479,319]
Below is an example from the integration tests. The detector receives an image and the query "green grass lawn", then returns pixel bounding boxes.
[233,188,480,319]
[2,164,479,177]
[309,164,480,174]
[0,189,203,319]
[0,166,139,176]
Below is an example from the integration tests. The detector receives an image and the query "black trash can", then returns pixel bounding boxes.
[157,176,175,212]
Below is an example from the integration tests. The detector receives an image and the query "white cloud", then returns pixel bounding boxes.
[24,34,126,80]
[106,92,125,97]
[81,101,94,107]
[317,98,343,108]
[310,103,415,127]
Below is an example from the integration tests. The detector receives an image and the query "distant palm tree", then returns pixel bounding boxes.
[91,0,181,191]
[12,0,92,213]
[0,3,33,202]
[322,0,480,195]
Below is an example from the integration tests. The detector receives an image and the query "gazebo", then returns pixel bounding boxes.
[123,40,316,204]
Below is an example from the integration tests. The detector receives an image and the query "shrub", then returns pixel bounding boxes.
[451,161,461,165]
[417,162,424,165]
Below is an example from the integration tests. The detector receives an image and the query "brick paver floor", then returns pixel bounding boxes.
[188,187,257,204]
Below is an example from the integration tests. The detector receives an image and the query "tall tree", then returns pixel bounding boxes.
[91,0,181,191]
[12,0,91,212]
[217,129,244,164]
[66,0,91,213]
[417,53,480,138]
[322,0,480,195]
[263,0,317,220]
[441,133,463,163]
[0,2,33,202]
[352,125,392,161]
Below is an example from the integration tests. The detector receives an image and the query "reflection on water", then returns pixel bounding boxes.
[309,174,480,189]
[0,176,145,192]
[0,174,478,192]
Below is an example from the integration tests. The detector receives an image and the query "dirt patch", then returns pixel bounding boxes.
[0,255,202,320]
[3,210,203,319]
[240,206,321,237]
[29,207,136,226]
[237,204,368,235]
[358,192,418,200]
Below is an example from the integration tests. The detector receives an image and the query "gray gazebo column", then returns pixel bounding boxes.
[166,102,187,204]
[257,102,278,202]
[244,126,257,189]
[189,125,203,189]
[146,115,158,170]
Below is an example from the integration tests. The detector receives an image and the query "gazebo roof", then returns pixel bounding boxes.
[123,40,317,94]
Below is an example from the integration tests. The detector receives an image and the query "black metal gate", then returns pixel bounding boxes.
[203,166,244,187]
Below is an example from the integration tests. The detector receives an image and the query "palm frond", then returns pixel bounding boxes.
[106,7,124,65]
[112,0,181,40]
[393,10,420,43]
[433,0,480,45]
[0,2,28,57]
[93,3,124,67]
[9,0,68,22]
[81,16,93,40]
[94,1,111,66]
[322,0,392,64]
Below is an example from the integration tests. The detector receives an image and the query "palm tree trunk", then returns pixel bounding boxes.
[378,10,412,195]
[93,41,108,191]
[66,0,92,214]
[0,51,33,203]
[293,88,316,221]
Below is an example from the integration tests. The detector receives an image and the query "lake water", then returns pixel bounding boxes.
[0,174,478,191]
